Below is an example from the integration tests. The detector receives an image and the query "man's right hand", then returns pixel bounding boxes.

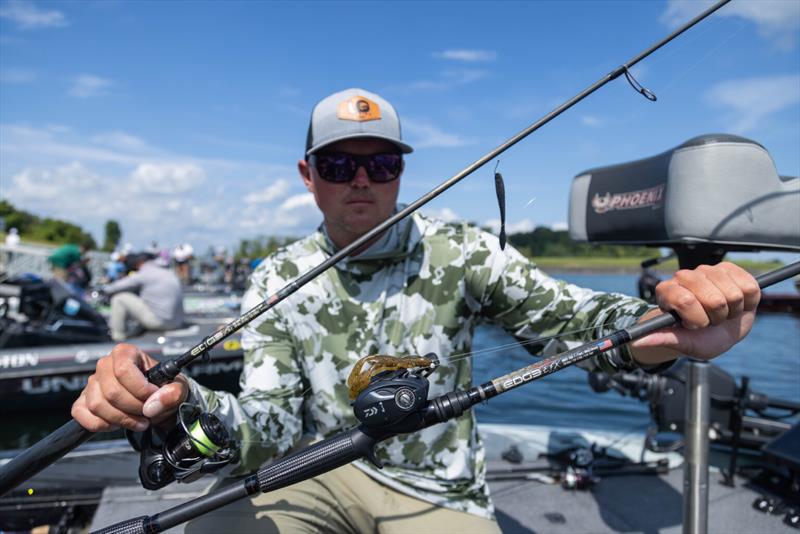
[71,344,189,432]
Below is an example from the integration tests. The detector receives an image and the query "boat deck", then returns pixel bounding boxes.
[2,425,795,533]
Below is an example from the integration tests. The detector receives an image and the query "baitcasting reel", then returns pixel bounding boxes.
[348,353,439,430]
[127,403,237,490]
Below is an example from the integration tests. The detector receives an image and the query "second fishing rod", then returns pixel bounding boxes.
[0,0,733,497]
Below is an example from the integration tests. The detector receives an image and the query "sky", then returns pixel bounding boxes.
[1,0,798,259]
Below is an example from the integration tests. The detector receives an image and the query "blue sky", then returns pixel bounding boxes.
[1,0,798,258]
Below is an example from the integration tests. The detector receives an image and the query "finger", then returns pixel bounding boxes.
[82,375,149,432]
[720,262,761,311]
[143,380,188,420]
[697,264,744,319]
[672,269,729,326]
[72,392,119,433]
[99,368,147,415]
[655,279,709,329]
[110,344,159,402]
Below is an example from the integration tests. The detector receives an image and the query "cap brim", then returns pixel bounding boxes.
[307,133,413,156]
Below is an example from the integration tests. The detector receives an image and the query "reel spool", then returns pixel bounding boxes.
[127,403,237,490]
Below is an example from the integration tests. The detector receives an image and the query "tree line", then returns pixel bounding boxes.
[506,226,651,257]
[0,200,123,251]
[1,200,650,259]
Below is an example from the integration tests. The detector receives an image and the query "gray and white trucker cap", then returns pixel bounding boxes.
[305,88,413,156]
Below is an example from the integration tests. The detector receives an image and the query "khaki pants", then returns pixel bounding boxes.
[185,463,501,534]
[109,292,167,341]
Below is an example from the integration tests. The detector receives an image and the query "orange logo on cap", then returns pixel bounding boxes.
[337,96,381,122]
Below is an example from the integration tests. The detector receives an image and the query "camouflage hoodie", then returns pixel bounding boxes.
[186,209,653,519]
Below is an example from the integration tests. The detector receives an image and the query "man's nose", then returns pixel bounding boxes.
[351,166,370,187]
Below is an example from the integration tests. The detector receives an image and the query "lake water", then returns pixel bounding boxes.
[3,273,798,450]
[473,272,800,431]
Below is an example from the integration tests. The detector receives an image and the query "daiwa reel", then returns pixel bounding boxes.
[348,353,438,432]
[127,403,238,490]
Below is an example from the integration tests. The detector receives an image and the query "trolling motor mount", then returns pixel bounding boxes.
[349,354,438,430]
[127,403,237,490]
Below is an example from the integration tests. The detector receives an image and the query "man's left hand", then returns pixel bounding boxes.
[630,262,761,367]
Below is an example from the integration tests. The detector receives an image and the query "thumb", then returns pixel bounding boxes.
[142,380,188,420]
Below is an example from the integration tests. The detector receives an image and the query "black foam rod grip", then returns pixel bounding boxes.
[93,516,148,534]
[256,427,377,493]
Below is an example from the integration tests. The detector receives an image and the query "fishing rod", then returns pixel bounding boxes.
[95,261,800,534]
[0,0,733,496]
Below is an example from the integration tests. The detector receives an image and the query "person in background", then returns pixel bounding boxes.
[105,251,126,283]
[3,227,21,267]
[172,243,194,285]
[102,252,184,341]
[4,227,20,248]
[48,243,88,295]
[77,244,93,290]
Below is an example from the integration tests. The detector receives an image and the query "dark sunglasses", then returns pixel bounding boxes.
[309,152,403,183]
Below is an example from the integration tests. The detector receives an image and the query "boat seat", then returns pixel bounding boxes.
[568,134,800,253]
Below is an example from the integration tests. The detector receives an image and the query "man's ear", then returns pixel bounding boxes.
[298,159,313,192]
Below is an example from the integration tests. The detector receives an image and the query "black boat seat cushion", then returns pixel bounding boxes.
[568,134,800,252]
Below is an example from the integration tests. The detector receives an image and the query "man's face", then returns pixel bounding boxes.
[299,138,403,247]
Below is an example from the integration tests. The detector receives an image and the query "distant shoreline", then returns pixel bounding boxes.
[529,256,785,275]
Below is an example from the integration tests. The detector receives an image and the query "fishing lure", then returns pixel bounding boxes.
[347,354,438,400]
[494,161,507,250]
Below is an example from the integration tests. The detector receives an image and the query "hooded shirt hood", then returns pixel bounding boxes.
[314,205,426,276]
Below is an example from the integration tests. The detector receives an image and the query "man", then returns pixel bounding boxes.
[3,227,20,267]
[72,88,760,532]
[48,243,89,296]
[172,242,194,285]
[102,252,184,341]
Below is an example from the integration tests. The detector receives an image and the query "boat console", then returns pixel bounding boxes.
[568,134,800,267]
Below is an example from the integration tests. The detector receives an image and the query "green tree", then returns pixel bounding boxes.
[235,235,298,261]
[507,226,651,258]
[103,220,122,251]
[0,200,96,248]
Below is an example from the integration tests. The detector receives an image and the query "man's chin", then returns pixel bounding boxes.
[346,214,388,235]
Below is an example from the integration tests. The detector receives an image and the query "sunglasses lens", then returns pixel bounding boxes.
[315,154,355,183]
[366,154,402,183]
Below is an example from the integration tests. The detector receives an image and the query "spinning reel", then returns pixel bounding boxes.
[127,403,238,490]
[348,353,439,431]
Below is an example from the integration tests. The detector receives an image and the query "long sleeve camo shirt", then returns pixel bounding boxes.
[185,209,653,519]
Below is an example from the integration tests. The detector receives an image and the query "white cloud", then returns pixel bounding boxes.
[0,0,67,29]
[11,162,101,200]
[69,75,113,98]
[581,115,603,127]
[165,199,183,211]
[130,162,207,194]
[551,221,568,231]
[661,0,800,50]
[705,74,800,132]
[484,218,535,235]
[434,49,497,62]
[0,124,301,247]
[403,118,469,149]
[244,178,291,204]
[422,207,461,222]
[239,191,321,232]
[391,68,489,93]
[0,124,271,172]
[279,193,315,211]
[0,68,35,83]
[91,131,150,151]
